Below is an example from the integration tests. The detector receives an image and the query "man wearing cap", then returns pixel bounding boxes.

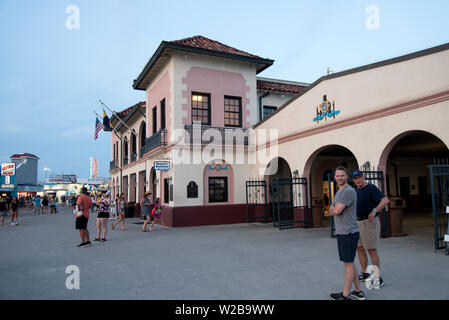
[352,170,390,289]
[140,191,152,232]
[76,187,93,248]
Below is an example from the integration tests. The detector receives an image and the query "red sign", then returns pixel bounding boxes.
[1,184,14,189]
[1,163,15,176]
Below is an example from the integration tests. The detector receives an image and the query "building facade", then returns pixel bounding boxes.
[110,36,449,234]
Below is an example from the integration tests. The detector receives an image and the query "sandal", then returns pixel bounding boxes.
[94,238,100,241]
[100,239,106,242]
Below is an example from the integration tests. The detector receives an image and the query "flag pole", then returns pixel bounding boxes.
[99,99,133,133]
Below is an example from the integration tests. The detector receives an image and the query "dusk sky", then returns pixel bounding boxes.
[1,0,448,181]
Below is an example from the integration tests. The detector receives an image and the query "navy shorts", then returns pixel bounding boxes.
[337,232,359,263]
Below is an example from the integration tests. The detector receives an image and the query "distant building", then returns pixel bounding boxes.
[5,153,44,197]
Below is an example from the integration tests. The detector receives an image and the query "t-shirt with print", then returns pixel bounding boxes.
[332,185,358,235]
[77,194,92,219]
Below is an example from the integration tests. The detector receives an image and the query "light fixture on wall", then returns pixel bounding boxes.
[293,170,299,176]
[362,161,371,170]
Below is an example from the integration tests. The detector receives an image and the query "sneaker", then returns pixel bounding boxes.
[11,222,15,226]
[358,272,370,282]
[77,242,86,247]
[15,222,19,226]
[330,292,351,300]
[373,277,384,289]
[350,290,366,300]
[82,242,91,248]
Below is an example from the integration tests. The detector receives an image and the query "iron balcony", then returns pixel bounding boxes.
[140,129,167,158]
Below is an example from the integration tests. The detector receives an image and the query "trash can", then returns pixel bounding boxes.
[124,203,135,218]
[312,205,325,228]
[389,197,407,237]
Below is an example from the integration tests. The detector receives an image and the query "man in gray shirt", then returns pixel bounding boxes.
[329,166,365,300]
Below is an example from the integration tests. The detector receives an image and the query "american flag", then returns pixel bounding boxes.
[94,117,105,140]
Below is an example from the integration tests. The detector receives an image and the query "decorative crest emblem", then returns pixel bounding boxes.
[313,95,340,123]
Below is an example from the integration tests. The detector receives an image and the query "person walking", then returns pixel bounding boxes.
[34,195,42,214]
[352,170,390,289]
[0,198,7,225]
[10,197,19,226]
[140,191,152,232]
[329,166,365,300]
[94,192,110,242]
[149,198,168,231]
[112,193,126,230]
[71,196,77,210]
[42,195,49,214]
[75,187,93,248]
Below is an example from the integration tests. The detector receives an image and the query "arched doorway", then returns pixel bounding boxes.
[150,167,157,204]
[139,121,146,156]
[123,138,129,165]
[303,145,359,227]
[131,132,137,162]
[379,130,449,239]
[264,157,292,223]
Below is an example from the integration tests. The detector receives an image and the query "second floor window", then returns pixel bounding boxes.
[152,106,157,134]
[192,92,210,125]
[160,98,166,130]
[224,96,242,127]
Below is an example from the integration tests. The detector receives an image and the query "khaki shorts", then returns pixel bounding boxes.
[357,217,380,250]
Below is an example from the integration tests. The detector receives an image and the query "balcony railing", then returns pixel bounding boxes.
[131,152,137,163]
[110,159,118,170]
[184,124,248,145]
[140,129,167,157]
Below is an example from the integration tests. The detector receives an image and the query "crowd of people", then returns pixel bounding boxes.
[74,188,168,248]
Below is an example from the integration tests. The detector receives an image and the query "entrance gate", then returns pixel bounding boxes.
[428,159,449,251]
[245,179,269,223]
[272,177,310,230]
[327,170,389,238]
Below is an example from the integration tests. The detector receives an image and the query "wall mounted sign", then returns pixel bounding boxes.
[154,161,170,171]
[1,184,14,189]
[208,163,228,171]
[187,181,198,198]
[1,163,15,176]
[313,95,340,123]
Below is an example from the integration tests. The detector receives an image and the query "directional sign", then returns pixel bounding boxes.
[154,161,170,171]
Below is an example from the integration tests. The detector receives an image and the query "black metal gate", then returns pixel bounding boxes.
[327,170,389,238]
[428,160,449,251]
[272,177,310,230]
[245,179,269,223]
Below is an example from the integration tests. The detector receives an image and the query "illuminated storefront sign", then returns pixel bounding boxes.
[1,163,15,176]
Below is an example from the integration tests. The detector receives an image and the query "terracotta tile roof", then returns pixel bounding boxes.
[10,153,40,159]
[117,101,145,118]
[171,35,263,59]
[257,79,307,94]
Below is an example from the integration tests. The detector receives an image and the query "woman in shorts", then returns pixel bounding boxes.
[149,198,168,231]
[95,192,110,242]
[140,191,152,232]
[112,193,126,230]
[10,197,19,226]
